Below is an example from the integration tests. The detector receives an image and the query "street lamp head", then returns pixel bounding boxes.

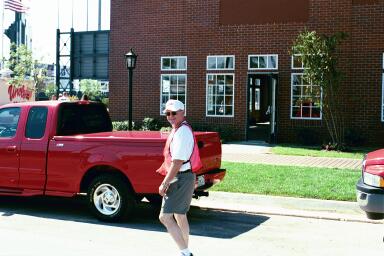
[125,48,137,70]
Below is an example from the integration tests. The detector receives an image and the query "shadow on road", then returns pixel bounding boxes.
[0,196,268,239]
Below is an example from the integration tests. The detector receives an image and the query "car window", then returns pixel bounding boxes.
[25,107,48,139]
[57,103,112,136]
[0,107,21,138]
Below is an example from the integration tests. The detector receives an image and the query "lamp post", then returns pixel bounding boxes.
[125,48,137,131]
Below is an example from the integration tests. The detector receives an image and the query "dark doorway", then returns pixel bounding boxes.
[247,74,277,143]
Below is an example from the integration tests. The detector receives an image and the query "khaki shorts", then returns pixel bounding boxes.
[161,171,196,214]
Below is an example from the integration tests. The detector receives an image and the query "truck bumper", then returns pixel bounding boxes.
[195,168,226,192]
[356,178,384,219]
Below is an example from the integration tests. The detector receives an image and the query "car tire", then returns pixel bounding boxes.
[365,212,384,220]
[88,174,136,222]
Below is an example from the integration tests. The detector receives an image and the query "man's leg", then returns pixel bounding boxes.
[159,213,187,249]
[174,214,190,246]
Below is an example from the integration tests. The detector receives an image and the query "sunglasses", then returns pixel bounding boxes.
[165,111,178,116]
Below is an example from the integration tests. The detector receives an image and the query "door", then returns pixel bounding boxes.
[19,106,50,190]
[247,74,277,142]
[0,107,21,188]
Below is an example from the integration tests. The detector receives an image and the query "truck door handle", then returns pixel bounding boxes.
[7,146,17,152]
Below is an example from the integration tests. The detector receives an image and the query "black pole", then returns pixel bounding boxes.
[128,68,133,131]
[55,29,60,97]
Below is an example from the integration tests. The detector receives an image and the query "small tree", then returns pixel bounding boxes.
[7,43,33,87]
[79,79,102,100]
[292,30,347,150]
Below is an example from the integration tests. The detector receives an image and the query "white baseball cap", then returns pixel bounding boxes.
[163,99,185,113]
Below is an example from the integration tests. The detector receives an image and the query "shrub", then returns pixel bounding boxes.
[141,117,160,131]
[160,126,172,132]
[112,121,135,131]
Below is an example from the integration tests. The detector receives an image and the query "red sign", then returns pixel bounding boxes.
[8,84,33,101]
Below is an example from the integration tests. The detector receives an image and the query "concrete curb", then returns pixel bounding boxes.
[191,192,384,224]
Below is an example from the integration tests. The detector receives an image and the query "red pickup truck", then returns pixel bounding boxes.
[0,101,225,221]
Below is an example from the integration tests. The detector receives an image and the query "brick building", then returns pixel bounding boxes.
[109,0,384,145]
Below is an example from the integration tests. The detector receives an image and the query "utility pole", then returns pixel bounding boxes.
[98,0,101,30]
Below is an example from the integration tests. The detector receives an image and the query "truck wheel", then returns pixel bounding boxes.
[88,174,136,222]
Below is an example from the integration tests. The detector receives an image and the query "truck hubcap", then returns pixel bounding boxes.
[93,184,121,216]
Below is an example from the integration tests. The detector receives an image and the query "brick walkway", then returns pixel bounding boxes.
[222,143,362,170]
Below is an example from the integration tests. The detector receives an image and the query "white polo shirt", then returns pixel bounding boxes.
[170,124,194,172]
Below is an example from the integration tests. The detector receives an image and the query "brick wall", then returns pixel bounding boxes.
[109,0,384,145]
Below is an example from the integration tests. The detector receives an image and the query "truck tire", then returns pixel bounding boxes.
[87,174,136,222]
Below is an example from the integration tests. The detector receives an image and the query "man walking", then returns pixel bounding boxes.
[157,99,196,256]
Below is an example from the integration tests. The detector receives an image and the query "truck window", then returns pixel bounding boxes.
[0,107,20,138]
[25,107,48,139]
[57,103,112,136]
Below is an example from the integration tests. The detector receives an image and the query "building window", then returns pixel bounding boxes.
[291,54,305,69]
[161,56,187,71]
[291,73,322,120]
[207,55,234,70]
[160,74,187,114]
[382,53,384,121]
[248,55,278,70]
[206,74,234,116]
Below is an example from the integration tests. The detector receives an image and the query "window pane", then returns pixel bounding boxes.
[170,58,177,69]
[312,107,321,118]
[178,57,186,70]
[217,75,225,85]
[292,86,301,96]
[178,86,186,94]
[216,96,224,105]
[216,105,224,115]
[225,57,234,69]
[208,75,216,85]
[293,55,303,68]
[250,57,258,69]
[292,75,301,85]
[207,95,215,111]
[268,56,277,69]
[292,106,301,117]
[225,75,233,85]
[217,57,225,69]
[162,58,170,69]
[225,106,233,115]
[0,107,20,138]
[225,85,233,94]
[170,85,178,94]
[225,96,233,105]
[25,107,48,139]
[217,85,225,95]
[178,75,186,85]
[178,95,185,103]
[259,56,267,68]
[208,57,216,69]
[170,76,177,85]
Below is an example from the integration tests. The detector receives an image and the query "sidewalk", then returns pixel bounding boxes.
[191,141,380,223]
[222,142,362,169]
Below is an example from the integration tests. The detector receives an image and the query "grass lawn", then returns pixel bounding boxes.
[270,144,377,159]
[211,161,361,201]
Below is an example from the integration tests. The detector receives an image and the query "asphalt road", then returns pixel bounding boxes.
[0,196,382,256]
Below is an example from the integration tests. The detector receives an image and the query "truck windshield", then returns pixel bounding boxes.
[57,103,112,136]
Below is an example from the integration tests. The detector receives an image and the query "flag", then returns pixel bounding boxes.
[4,0,29,13]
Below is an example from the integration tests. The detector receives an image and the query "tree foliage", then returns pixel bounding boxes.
[79,79,102,100]
[292,30,347,150]
[7,43,33,87]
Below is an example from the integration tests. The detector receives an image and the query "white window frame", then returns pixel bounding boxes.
[290,73,322,120]
[206,73,235,117]
[206,55,235,70]
[159,74,187,115]
[248,54,278,70]
[291,54,305,70]
[161,56,187,71]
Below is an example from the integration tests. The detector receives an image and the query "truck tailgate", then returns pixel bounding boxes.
[194,132,222,175]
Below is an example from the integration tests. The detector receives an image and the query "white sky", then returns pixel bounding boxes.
[1,0,110,64]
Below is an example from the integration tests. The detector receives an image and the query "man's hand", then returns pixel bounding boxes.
[159,182,169,196]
